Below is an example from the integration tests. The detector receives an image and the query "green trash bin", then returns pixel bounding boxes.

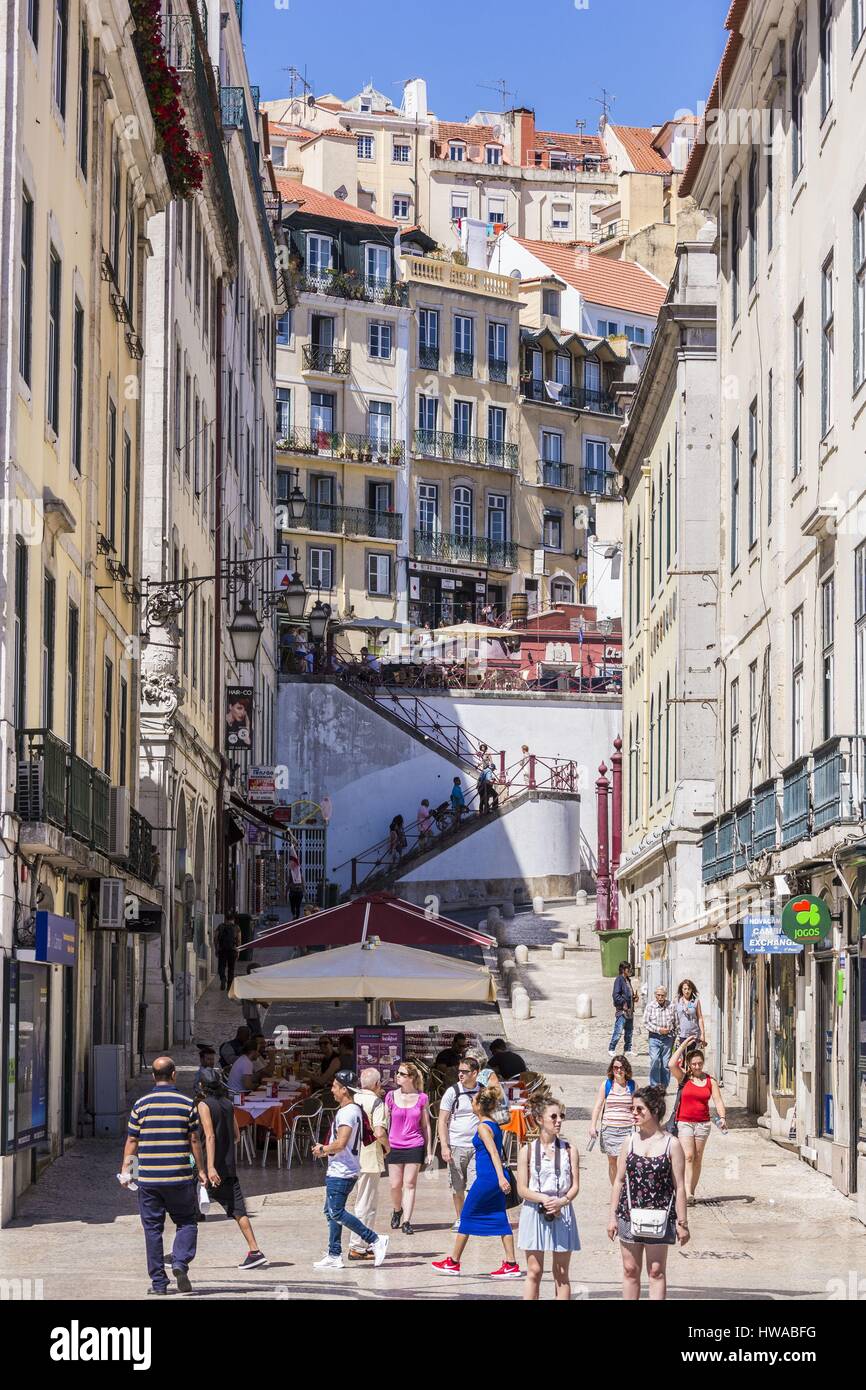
[598,929,632,979]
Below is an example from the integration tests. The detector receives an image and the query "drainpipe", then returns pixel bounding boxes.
[595,761,611,932]
[640,460,652,830]
[215,277,226,919]
[610,735,622,929]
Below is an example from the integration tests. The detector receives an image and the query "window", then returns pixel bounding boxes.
[173,341,182,453]
[419,308,439,365]
[730,429,740,572]
[665,443,672,566]
[125,183,136,318]
[13,538,26,730]
[71,299,84,472]
[822,255,834,435]
[417,395,438,437]
[67,602,78,752]
[748,399,758,548]
[730,677,740,805]
[102,659,113,775]
[106,398,116,545]
[306,233,333,279]
[792,24,805,178]
[820,0,834,119]
[27,0,39,45]
[650,482,656,597]
[393,142,410,163]
[730,190,741,322]
[122,432,131,568]
[309,547,333,590]
[184,370,191,477]
[452,486,472,537]
[367,554,391,594]
[109,138,121,272]
[584,438,607,494]
[454,314,473,361]
[856,200,866,389]
[453,399,472,448]
[747,152,758,287]
[822,576,834,741]
[367,400,392,452]
[487,405,506,460]
[310,390,334,437]
[791,607,804,758]
[554,353,572,391]
[368,321,392,358]
[766,110,774,254]
[19,189,34,385]
[47,248,61,433]
[42,573,55,728]
[625,324,646,344]
[748,659,759,781]
[543,511,562,550]
[551,203,571,231]
[857,544,866,734]
[485,145,502,165]
[392,195,410,220]
[597,320,619,337]
[793,306,804,476]
[418,482,438,534]
[856,0,866,51]
[77,22,89,172]
[119,677,128,786]
[52,0,68,115]
[357,134,373,160]
[193,393,200,496]
[450,193,469,222]
[541,430,563,464]
[487,199,506,227]
[551,577,574,604]
[276,387,291,439]
[649,693,656,804]
[767,368,774,525]
[542,288,560,317]
[276,310,291,344]
[448,142,465,161]
[365,243,390,288]
[487,494,507,543]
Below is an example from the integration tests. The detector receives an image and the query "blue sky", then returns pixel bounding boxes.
[244,0,730,131]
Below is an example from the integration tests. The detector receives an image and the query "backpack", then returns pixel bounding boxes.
[604,1077,636,1098]
[331,1102,374,1154]
[216,921,236,952]
[444,1084,477,1121]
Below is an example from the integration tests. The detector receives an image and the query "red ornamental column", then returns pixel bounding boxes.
[610,736,623,930]
[595,761,611,932]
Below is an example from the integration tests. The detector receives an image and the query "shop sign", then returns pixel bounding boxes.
[411,562,487,579]
[743,914,803,955]
[780,895,832,945]
[352,1026,405,1090]
[225,686,253,753]
[248,767,276,804]
[34,911,77,967]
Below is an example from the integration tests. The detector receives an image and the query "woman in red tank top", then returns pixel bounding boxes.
[670,1043,727,1204]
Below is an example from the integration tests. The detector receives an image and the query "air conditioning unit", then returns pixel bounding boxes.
[99,877,125,930]
[108,786,130,860]
[16,758,43,821]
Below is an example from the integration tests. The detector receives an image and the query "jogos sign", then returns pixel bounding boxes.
[780,895,832,945]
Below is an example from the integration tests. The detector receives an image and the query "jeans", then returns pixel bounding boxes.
[324,1176,377,1258]
[138,1181,199,1290]
[608,1011,633,1052]
[648,1034,673,1089]
[218,949,237,988]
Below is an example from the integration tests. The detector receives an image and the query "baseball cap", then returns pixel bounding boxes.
[334,1069,359,1090]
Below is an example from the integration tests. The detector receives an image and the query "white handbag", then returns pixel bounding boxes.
[625,1136,674,1239]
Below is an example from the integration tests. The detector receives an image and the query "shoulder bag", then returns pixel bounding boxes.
[625,1135,675,1239]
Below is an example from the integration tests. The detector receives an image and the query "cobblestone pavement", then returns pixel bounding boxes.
[1,903,865,1300]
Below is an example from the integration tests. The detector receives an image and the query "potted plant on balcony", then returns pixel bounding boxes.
[389,443,402,465]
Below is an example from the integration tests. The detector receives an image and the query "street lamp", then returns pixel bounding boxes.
[288,474,307,523]
[228,597,263,666]
[281,547,308,620]
[308,596,330,644]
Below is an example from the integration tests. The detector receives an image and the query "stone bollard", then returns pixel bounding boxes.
[532,895,545,915]
[514,943,529,965]
[495,920,510,946]
[567,924,580,946]
[513,993,532,1021]
[575,889,588,907]
[486,907,501,930]
[502,959,517,978]
[576,993,593,1019]
[551,942,565,960]
[501,899,515,920]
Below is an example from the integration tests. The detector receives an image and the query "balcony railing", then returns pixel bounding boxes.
[128,807,156,884]
[701,823,717,881]
[413,529,517,569]
[418,344,439,369]
[488,357,508,383]
[16,731,133,857]
[591,219,630,244]
[298,270,408,306]
[521,378,623,415]
[733,800,752,871]
[453,351,474,376]
[297,503,402,540]
[68,754,93,842]
[220,86,276,274]
[781,757,811,847]
[401,253,519,301]
[412,429,518,471]
[276,426,404,464]
[92,769,111,854]
[302,345,350,375]
[715,814,735,878]
[812,734,866,829]
[540,461,574,489]
[579,469,618,497]
[751,780,778,857]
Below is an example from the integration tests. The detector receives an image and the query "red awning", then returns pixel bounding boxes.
[244,893,496,951]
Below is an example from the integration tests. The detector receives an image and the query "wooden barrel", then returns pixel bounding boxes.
[510,592,529,622]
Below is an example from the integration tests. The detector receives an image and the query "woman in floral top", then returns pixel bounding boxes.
[608,1085,689,1300]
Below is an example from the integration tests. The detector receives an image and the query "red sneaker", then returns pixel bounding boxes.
[489,1261,521,1279]
[431,1256,461,1276]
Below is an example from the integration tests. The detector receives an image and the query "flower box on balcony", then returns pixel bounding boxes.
[130,0,203,197]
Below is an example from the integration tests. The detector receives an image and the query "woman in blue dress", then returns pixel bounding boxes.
[432,1087,521,1279]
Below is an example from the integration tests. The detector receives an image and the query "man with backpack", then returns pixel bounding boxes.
[437,1055,481,1230]
[347,1068,391,1263]
[215,914,241,991]
[311,1071,390,1271]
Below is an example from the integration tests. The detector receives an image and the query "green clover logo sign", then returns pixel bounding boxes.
[780,895,832,944]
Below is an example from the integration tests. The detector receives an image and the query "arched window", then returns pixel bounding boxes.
[649,694,656,805]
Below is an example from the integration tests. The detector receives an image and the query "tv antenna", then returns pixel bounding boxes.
[477,78,514,112]
[575,119,587,137]
[279,65,314,121]
[591,88,616,121]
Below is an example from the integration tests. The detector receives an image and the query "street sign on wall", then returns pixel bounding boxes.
[743,914,803,955]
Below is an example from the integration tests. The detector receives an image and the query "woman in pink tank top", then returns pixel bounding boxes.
[385,1061,432,1236]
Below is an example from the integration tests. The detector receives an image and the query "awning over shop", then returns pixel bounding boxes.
[245,893,495,952]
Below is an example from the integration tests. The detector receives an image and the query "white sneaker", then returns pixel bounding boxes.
[608,1049,617,1057]
[313,1254,345,1270]
[372,1233,390,1268]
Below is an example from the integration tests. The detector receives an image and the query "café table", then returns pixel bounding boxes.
[234,1082,310,1166]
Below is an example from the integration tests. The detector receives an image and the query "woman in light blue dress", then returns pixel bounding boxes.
[516,1098,580,1300]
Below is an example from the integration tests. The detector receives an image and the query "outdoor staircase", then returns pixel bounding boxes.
[333,674,487,772]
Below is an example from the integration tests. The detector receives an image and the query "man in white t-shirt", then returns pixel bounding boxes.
[227,1042,260,1095]
[347,1068,391,1263]
[437,1055,481,1229]
[311,1071,390,1271]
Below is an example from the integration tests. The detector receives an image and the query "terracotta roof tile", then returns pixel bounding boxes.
[275,178,397,228]
[532,130,606,158]
[269,122,317,140]
[608,126,671,175]
[299,128,357,144]
[514,237,667,317]
[679,1,750,197]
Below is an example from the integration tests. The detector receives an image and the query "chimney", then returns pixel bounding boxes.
[511,106,535,165]
[402,78,428,123]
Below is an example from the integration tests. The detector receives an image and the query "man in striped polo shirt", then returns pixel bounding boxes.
[122,1056,207,1295]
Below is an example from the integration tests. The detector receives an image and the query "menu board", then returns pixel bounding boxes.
[353,1027,405,1090]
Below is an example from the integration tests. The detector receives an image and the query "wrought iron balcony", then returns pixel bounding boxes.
[540,461,574,489]
[751,780,778,856]
[412,429,518,471]
[220,86,275,275]
[299,270,408,306]
[488,357,508,383]
[715,814,735,878]
[521,377,623,416]
[16,730,122,855]
[781,757,811,846]
[299,503,402,540]
[276,426,404,464]
[413,529,517,569]
[812,735,866,830]
[701,822,717,882]
[453,351,474,377]
[579,469,618,497]
[418,344,439,369]
[302,345,350,375]
[68,754,93,842]
[128,806,157,884]
[733,800,752,871]
[92,769,111,854]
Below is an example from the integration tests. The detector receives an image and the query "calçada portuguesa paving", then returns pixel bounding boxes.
[1,903,864,1301]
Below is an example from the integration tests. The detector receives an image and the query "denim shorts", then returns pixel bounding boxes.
[678,1120,711,1140]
